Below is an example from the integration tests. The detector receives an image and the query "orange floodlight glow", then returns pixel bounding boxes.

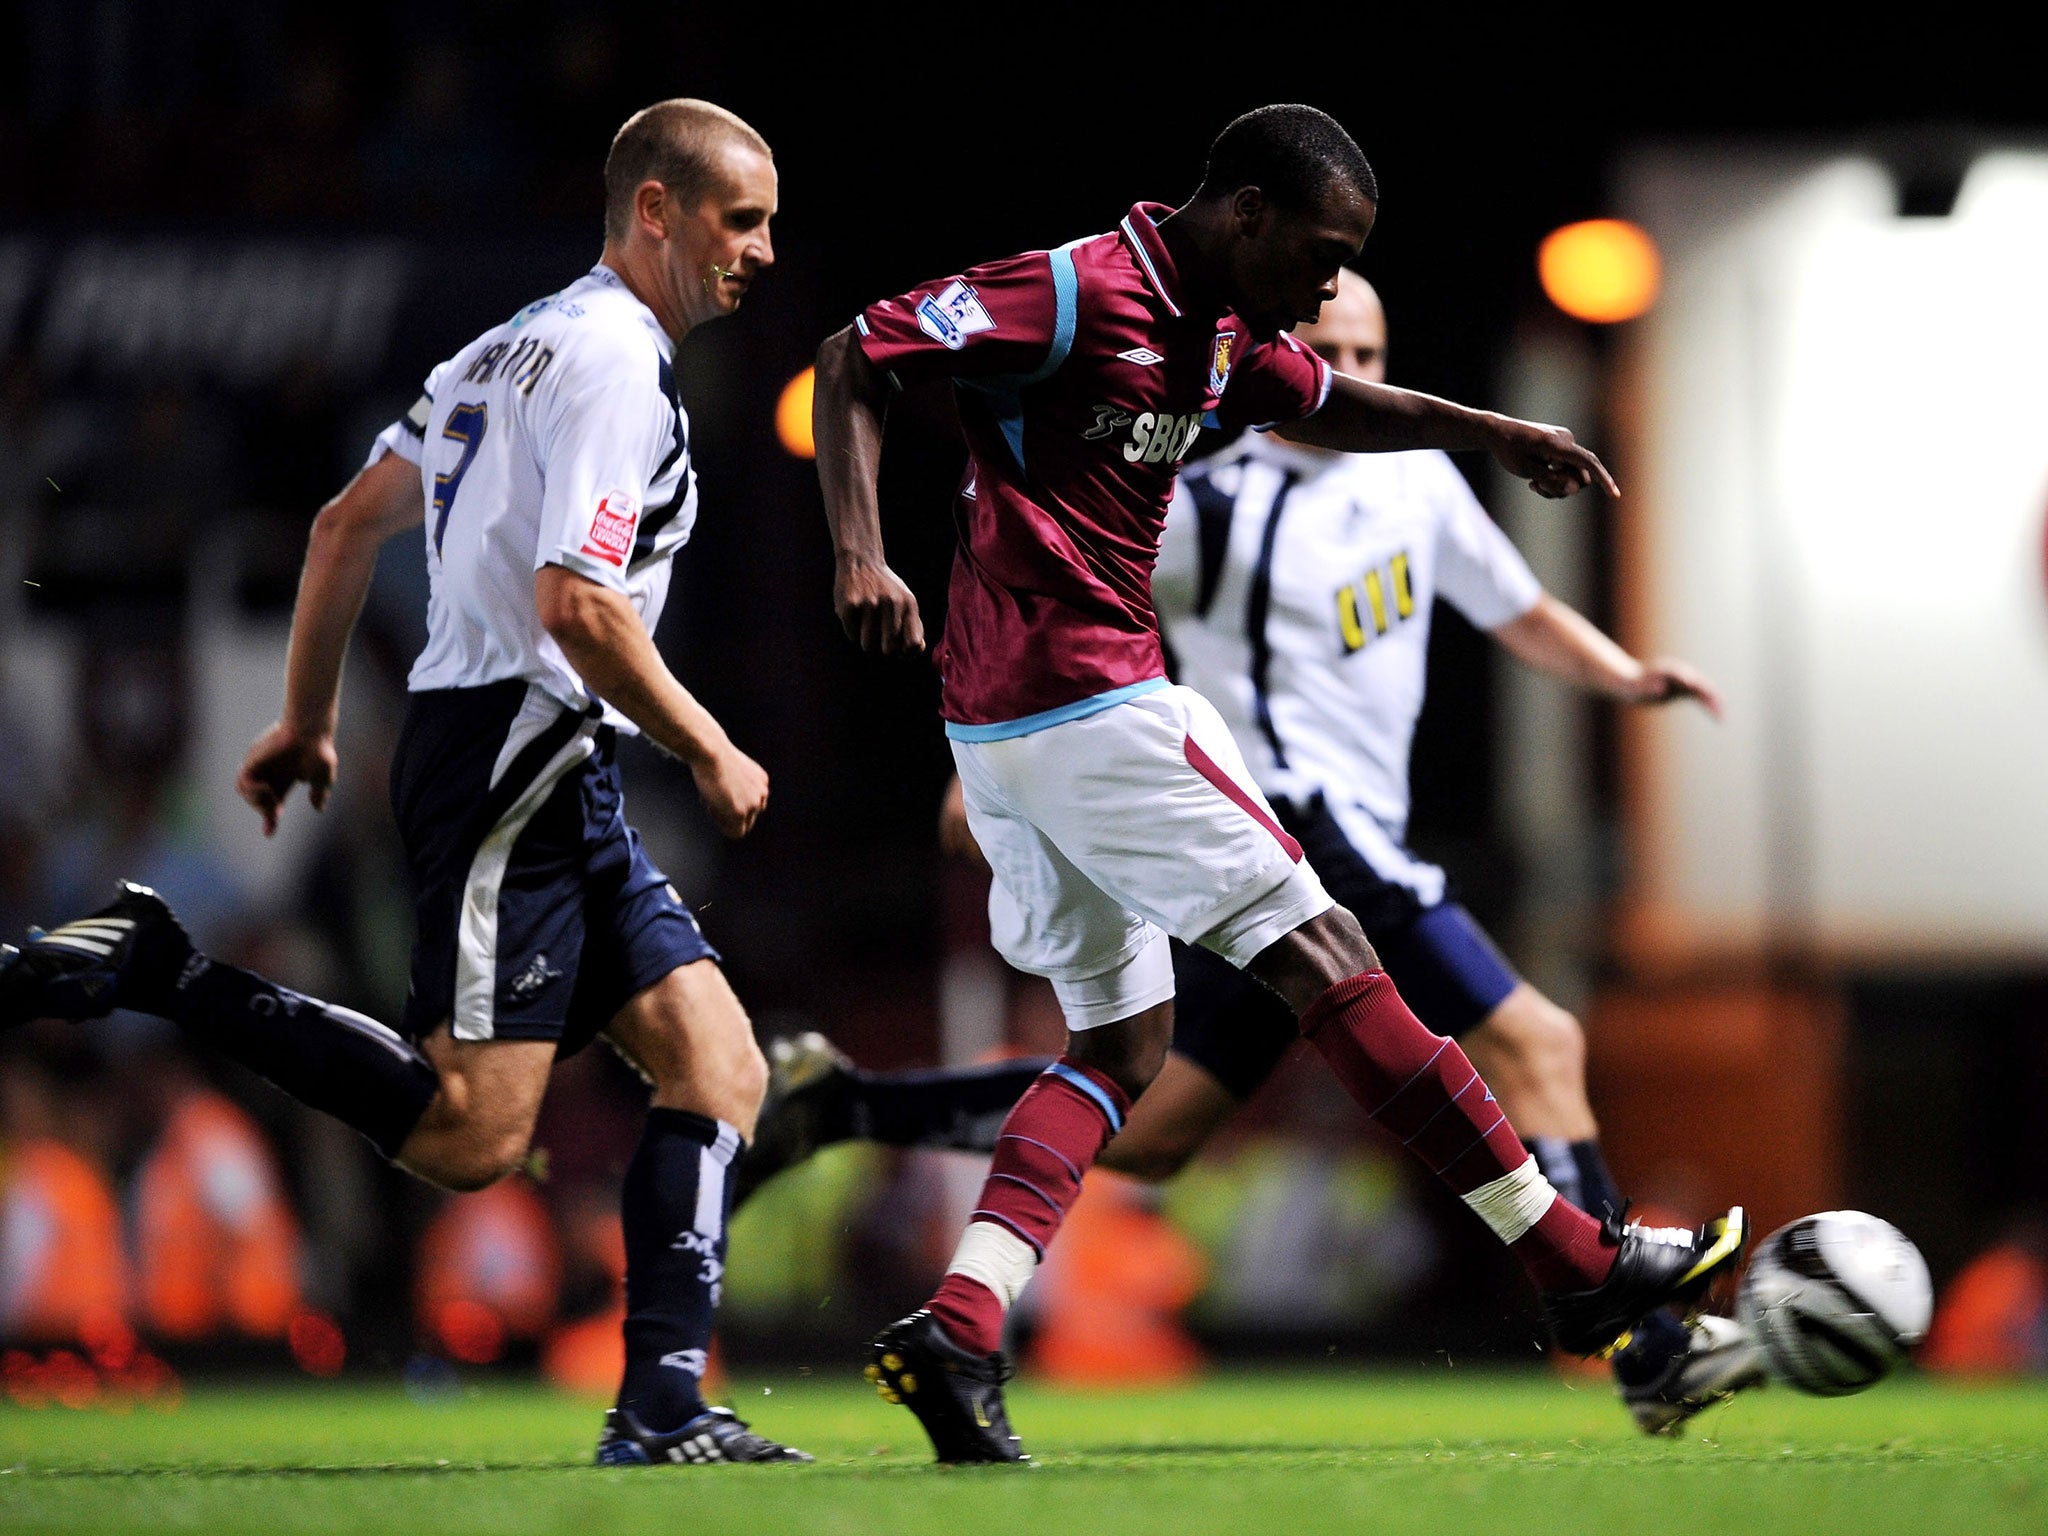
[1538,219,1661,323]
[776,367,817,459]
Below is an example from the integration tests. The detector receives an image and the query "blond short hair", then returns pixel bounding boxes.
[603,99,771,243]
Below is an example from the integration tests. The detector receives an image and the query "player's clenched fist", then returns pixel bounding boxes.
[692,742,770,839]
[237,721,339,837]
[834,556,925,656]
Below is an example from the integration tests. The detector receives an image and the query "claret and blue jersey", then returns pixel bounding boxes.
[854,202,1333,737]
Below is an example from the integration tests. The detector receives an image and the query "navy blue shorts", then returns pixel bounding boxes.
[390,680,719,1057]
[1170,795,1521,1099]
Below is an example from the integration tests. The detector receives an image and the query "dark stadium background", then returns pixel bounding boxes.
[2,3,2042,1376]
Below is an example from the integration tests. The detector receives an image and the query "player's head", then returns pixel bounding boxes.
[1274,269,1384,454]
[1294,268,1385,383]
[603,99,777,333]
[1190,105,1377,340]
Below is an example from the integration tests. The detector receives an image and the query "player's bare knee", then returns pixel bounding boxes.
[1068,1016,1171,1102]
[1250,906,1380,1013]
[1292,904,1374,969]
[1516,997,1585,1082]
[434,1152,515,1193]
[407,1127,530,1192]
[625,998,768,1128]
[1135,1024,1174,1083]
[625,1021,691,1097]
[1074,1046,1163,1104]
[1485,992,1585,1085]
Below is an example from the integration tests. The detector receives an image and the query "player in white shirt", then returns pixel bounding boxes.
[743,270,1757,1434]
[1,100,808,1465]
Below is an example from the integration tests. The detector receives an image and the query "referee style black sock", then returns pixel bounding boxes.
[1526,1135,1623,1221]
[617,1108,743,1433]
[129,931,437,1161]
[1567,1139,1622,1222]
[849,1057,1052,1154]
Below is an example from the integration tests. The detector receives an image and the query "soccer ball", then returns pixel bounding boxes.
[1736,1210,1933,1396]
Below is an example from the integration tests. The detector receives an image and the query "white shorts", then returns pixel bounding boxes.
[951,684,1332,1029]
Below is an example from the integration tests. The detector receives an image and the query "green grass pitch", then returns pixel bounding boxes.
[3,1368,2044,1536]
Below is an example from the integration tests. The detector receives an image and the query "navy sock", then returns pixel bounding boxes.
[1526,1137,1582,1210]
[616,1108,742,1432]
[849,1057,1053,1154]
[1613,1306,1697,1384]
[1527,1135,1624,1221]
[1568,1139,1623,1222]
[131,935,436,1161]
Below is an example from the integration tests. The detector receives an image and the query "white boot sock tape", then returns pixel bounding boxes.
[944,1219,1040,1311]
[1462,1155,1559,1245]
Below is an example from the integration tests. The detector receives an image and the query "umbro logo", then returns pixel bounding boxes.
[1117,346,1164,366]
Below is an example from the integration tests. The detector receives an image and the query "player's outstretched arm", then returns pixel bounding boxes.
[1287,373,1620,501]
[1490,593,1724,717]
[535,564,770,838]
[238,451,426,836]
[814,326,924,656]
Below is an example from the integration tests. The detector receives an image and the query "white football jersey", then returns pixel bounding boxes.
[1155,433,1540,890]
[367,265,698,730]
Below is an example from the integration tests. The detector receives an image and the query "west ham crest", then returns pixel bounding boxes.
[1208,330,1236,396]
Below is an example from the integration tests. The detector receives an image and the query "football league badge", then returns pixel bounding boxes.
[1208,330,1236,397]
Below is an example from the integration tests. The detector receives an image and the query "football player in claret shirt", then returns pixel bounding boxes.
[2,100,807,1466]
[750,269,1758,1437]
[815,104,1748,1463]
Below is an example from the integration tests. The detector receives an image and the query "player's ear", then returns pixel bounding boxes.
[634,180,670,242]
[1230,185,1268,235]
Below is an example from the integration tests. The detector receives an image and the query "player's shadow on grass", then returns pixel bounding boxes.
[1079,1443,1359,1458]
[31,1463,570,1479]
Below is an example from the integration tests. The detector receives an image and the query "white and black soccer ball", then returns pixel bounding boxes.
[1736,1210,1933,1396]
